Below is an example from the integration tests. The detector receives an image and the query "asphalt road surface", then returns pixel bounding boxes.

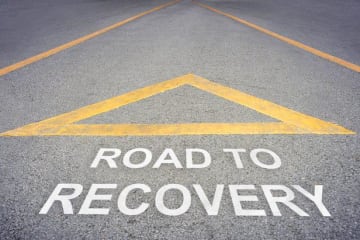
[0,0,359,239]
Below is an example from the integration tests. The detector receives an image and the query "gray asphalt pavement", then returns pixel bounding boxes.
[0,0,359,239]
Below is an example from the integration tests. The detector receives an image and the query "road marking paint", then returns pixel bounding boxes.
[0,0,180,77]
[193,1,360,73]
[0,74,354,136]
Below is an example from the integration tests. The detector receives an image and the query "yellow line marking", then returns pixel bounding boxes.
[0,0,180,77]
[193,1,360,73]
[0,74,354,136]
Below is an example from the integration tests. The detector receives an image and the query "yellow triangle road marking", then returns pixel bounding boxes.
[0,74,355,136]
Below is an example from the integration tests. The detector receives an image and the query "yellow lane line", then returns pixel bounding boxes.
[0,74,354,136]
[0,0,181,77]
[0,123,309,136]
[190,75,354,134]
[26,74,191,125]
[193,1,360,73]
